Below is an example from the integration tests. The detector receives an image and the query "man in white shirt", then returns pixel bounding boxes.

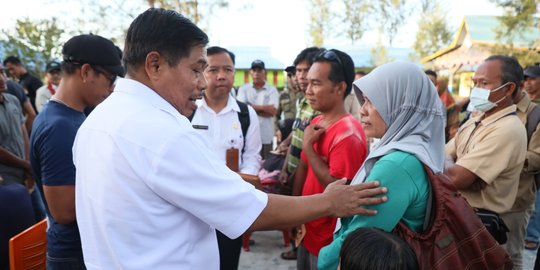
[190,46,261,269]
[73,8,387,270]
[191,46,261,175]
[35,61,61,112]
[237,59,279,160]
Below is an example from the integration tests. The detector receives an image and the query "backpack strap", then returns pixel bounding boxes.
[422,164,434,232]
[526,104,540,143]
[187,101,250,156]
[236,100,251,156]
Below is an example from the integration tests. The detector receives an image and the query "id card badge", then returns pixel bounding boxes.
[226,148,239,172]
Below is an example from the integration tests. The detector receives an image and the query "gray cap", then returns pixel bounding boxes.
[524,66,540,78]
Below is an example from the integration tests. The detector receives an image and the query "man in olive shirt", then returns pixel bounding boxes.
[501,86,540,268]
[524,65,540,104]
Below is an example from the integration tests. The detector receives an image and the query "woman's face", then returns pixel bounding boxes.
[359,95,386,138]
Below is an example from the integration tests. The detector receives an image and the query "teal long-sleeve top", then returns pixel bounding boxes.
[318,151,429,270]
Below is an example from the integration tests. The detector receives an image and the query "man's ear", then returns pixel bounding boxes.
[145,51,162,81]
[80,64,93,83]
[336,81,347,96]
[506,82,517,97]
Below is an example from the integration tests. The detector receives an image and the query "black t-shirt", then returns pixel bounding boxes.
[19,72,43,99]
[30,101,86,258]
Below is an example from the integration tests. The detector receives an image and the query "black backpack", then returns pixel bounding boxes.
[188,100,250,155]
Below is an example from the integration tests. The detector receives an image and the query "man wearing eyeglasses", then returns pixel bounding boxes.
[29,34,123,270]
[294,49,367,270]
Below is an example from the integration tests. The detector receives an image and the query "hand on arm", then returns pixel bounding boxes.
[302,124,335,187]
[250,104,277,117]
[249,180,387,231]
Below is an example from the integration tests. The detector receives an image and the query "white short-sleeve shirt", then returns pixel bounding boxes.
[236,82,279,144]
[73,78,268,270]
[192,96,262,175]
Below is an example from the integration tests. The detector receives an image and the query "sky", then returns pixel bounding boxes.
[1,0,504,65]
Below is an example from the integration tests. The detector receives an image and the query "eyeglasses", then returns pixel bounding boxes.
[315,50,348,82]
[92,65,117,87]
[317,50,343,66]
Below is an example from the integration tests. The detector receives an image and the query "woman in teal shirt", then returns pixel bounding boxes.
[318,61,446,270]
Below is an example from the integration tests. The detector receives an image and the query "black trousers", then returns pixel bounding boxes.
[216,230,242,270]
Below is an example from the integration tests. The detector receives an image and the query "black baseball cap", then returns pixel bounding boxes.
[524,66,540,78]
[46,61,61,72]
[285,66,296,74]
[251,60,265,70]
[62,34,124,77]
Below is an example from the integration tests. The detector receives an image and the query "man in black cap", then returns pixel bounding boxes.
[35,61,62,112]
[3,56,43,112]
[237,59,279,159]
[29,34,123,270]
[524,64,540,104]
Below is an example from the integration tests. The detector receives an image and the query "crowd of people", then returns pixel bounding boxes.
[1,7,540,270]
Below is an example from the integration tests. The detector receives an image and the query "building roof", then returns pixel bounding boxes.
[422,15,540,63]
[334,45,412,68]
[228,45,413,70]
[228,46,284,70]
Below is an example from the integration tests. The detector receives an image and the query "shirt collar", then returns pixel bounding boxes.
[253,81,267,90]
[516,92,531,113]
[114,78,181,117]
[198,94,240,114]
[480,104,517,126]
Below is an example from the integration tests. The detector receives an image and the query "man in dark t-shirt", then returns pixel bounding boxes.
[30,34,123,270]
[0,176,35,270]
[3,56,43,112]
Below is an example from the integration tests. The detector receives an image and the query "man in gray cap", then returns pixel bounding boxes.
[29,34,123,270]
[237,59,279,159]
[35,61,62,112]
[524,64,540,104]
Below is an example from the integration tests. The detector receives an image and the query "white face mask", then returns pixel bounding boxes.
[467,82,510,112]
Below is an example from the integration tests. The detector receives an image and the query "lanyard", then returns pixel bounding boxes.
[461,112,516,154]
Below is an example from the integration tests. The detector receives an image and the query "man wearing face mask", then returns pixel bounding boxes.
[445,55,527,256]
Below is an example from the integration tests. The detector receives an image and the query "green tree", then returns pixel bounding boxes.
[376,0,410,45]
[1,17,64,78]
[412,0,453,59]
[147,0,228,27]
[490,0,540,66]
[340,0,371,44]
[370,39,394,67]
[308,0,332,47]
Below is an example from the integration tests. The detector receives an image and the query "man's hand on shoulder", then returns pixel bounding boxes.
[323,179,387,217]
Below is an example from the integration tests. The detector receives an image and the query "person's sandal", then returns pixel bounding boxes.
[525,240,539,250]
[280,249,297,260]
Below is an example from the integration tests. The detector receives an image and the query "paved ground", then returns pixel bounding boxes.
[239,231,296,270]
